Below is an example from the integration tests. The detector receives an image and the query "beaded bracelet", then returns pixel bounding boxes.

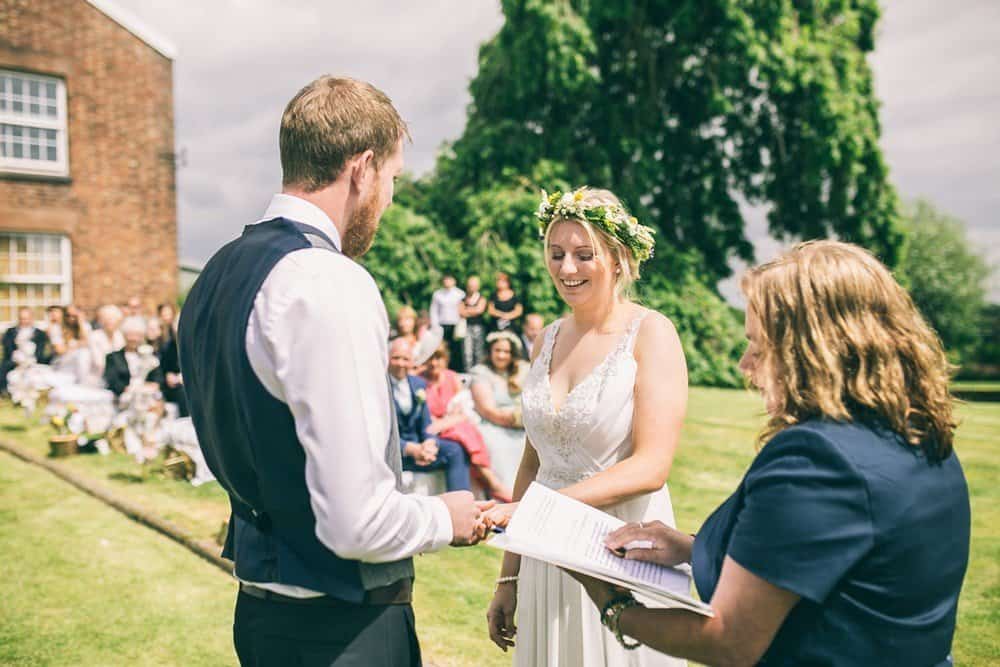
[600,595,641,650]
[495,575,519,590]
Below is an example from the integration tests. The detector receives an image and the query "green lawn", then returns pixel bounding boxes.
[1,388,997,666]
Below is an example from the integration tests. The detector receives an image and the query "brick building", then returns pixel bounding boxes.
[0,0,177,323]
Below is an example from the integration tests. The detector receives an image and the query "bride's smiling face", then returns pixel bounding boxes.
[546,220,616,308]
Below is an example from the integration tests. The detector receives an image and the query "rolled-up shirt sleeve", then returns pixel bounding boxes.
[247,248,453,563]
[727,428,875,603]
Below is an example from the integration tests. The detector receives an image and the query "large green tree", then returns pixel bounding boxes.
[428,0,902,279]
[897,199,991,365]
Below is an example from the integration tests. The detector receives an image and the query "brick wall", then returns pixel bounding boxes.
[0,0,177,315]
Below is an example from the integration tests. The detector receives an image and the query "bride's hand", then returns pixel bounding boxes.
[486,581,517,651]
[604,520,694,567]
[482,502,518,530]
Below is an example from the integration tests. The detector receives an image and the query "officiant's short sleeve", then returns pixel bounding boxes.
[727,427,875,603]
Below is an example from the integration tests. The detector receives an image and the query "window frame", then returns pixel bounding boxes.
[0,70,70,178]
[0,232,73,325]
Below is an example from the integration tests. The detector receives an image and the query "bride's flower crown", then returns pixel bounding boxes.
[535,187,656,263]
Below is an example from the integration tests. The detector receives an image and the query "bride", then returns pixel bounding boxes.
[484,187,688,666]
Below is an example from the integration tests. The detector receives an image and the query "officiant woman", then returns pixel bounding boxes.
[571,240,970,666]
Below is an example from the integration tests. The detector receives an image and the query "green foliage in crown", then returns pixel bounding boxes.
[535,188,656,263]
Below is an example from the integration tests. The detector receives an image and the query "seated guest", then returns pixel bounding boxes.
[388,337,470,492]
[52,306,93,385]
[45,305,65,354]
[0,307,51,392]
[104,317,164,398]
[519,312,544,360]
[469,331,528,489]
[88,304,125,378]
[564,241,970,666]
[421,343,512,502]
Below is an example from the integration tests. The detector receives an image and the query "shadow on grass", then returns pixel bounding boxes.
[108,472,147,484]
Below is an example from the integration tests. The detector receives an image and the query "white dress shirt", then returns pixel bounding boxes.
[430,286,466,327]
[390,374,413,416]
[242,194,453,597]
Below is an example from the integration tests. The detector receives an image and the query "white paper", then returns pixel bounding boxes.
[488,482,713,616]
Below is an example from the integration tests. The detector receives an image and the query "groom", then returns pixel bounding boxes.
[178,75,486,666]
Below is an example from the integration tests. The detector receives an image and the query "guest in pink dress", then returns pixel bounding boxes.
[422,344,513,502]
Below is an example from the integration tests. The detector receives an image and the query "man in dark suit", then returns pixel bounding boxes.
[388,337,471,491]
[104,316,164,398]
[1,307,51,393]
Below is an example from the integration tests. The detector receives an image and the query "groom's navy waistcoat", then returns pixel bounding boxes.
[178,217,412,602]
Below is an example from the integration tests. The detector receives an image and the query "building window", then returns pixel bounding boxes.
[0,232,73,323]
[0,70,69,177]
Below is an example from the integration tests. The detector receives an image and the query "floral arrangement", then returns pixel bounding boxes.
[535,187,656,263]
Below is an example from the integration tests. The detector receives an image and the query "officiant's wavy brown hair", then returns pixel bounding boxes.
[280,75,410,192]
[742,240,957,460]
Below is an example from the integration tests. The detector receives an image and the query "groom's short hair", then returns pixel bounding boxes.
[280,75,410,192]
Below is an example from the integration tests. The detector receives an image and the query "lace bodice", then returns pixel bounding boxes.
[522,312,648,488]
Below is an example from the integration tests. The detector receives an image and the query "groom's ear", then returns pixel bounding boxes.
[348,149,376,193]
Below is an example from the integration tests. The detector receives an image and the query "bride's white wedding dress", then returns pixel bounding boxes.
[514,311,685,666]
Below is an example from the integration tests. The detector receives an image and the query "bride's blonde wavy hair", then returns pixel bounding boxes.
[742,240,957,459]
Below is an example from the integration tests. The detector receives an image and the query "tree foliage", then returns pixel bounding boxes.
[428,0,902,280]
[362,203,463,317]
[897,199,991,365]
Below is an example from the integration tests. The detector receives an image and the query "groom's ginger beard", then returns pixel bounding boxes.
[341,178,382,258]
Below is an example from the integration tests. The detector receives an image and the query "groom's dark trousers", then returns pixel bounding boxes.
[234,587,420,666]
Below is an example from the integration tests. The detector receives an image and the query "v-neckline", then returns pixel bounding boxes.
[543,313,643,414]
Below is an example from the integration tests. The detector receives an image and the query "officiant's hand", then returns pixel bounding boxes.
[441,491,486,546]
[604,520,694,567]
[482,502,518,529]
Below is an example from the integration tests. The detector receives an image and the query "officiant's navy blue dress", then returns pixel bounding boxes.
[692,420,969,666]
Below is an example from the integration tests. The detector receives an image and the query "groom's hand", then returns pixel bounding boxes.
[440,490,484,546]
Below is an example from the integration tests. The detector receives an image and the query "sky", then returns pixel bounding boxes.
[112,0,999,302]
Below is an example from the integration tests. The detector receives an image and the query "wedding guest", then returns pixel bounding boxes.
[123,295,146,324]
[392,305,419,347]
[53,305,92,385]
[520,312,545,360]
[469,331,528,488]
[488,272,522,333]
[156,303,187,417]
[88,304,125,378]
[156,302,178,348]
[572,241,970,666]
[388,338,471,492]
[104,316,163,398]
[0,307,52,392]
[45,305,65,354]
[145,318,164,355]
[430,275,466,371]
[422,343,513,502]
[460,275,489,370]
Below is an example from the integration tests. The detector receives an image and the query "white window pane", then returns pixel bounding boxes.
[12,78,21,95]
[45,82,56,100]
[29,80,39,97]
[46,105,57,117]
[0,76,6,92]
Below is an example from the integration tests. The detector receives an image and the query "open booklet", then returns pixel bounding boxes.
[487,482,713,617]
